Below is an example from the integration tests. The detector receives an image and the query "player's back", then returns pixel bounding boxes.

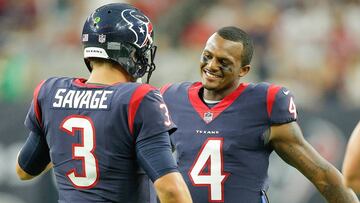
[30,77,157,202]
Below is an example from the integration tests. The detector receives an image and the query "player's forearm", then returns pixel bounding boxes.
[154,172,192,203]
[157,187,192,203]
[319,184,358,203]
[16,162,35,180]
[16,160,52,180]
[344,177,360,194]
[43,162,53,173]
[314,166,359,203]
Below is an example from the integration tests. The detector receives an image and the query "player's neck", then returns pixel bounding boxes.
[203,81,241,101]
[87,65,133,85]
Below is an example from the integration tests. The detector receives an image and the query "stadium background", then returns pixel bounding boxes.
[0,0,359,202]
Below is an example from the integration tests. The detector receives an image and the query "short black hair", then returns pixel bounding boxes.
[87,57,123,72]
[217,26,254,66]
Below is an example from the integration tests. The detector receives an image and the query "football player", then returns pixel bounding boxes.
[161,26,358,203]
[16,3,192,203]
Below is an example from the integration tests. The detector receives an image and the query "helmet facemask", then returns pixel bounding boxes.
[132,44,157,83]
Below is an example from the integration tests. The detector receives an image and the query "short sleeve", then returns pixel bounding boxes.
[24,101,42,134]
[133,89,177,142]
[268,87,298,124]
[24,80,46,135]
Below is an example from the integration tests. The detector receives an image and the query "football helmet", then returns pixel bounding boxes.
[82,3,157,83]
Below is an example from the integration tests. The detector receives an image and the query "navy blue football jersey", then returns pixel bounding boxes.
[161,82,297,203]
[25,77,176,203]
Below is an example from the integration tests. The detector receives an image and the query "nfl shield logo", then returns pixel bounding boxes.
[203,112,213,123]
[98,34,106,43]
[82,34,88,42]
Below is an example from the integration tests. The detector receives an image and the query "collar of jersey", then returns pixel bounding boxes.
[188,82,249,124]
[73,78,123,88]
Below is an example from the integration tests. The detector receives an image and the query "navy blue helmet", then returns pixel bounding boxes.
[82,3,157,82]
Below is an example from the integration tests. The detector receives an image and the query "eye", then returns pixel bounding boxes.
[219,59,230,67]
[201,53,212,62]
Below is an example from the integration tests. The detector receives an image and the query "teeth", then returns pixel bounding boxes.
[205,70,220,78]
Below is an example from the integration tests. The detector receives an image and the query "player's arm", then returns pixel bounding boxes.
[16,131,51,180]
[342,121,360,194]
[269,121,358,203]
[154,172,192,203]
[16,161,52,180]
[132,88,192,202]
[136,131,192,203]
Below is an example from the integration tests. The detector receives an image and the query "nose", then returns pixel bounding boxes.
[206,58,220,71]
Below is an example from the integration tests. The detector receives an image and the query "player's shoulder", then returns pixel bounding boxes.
[248,82,288,94]
[35,77,72,93]
[127,83,160,101]
[160,81,195,95]
[31,77,73,103]
[249,82,276,90]
[128,83,158,97]
[136,83,157,91]
[42,76,73,87]
[113,82,154,91]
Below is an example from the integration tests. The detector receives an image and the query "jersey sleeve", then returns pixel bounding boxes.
[24,80,46,135]
[136,131,178,182]
[133,89,177,142]
[18,131,50,176]
[268,86,298,124]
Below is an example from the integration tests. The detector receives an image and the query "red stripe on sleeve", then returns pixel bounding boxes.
[128,84,156,135]
[159,83,172,94]
[266,84,282,118]
[33,80,46,127]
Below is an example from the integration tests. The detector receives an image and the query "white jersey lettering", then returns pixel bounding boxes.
[52,89,113,109]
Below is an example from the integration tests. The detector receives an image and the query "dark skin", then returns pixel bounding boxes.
[200,33,358,203]
[200,34,249,101]
[270,122,357,202]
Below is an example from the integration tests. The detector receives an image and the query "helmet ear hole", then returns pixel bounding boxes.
[108,10,111,14]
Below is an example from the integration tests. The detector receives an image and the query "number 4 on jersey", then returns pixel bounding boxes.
[288,97,297,119]
[189,138,229,202]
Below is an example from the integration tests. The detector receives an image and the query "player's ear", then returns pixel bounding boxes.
[238,65,250,77]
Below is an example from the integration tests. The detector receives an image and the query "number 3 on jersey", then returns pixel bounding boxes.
[189,138,229,202]
[60,115,99,189]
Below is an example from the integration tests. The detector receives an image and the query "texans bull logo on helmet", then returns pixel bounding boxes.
[121,9,153,48]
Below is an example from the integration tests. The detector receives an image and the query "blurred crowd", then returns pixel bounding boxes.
[0,1,359,203]
[0,0,359,110]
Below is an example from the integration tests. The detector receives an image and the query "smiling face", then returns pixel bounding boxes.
[200,33,250,100]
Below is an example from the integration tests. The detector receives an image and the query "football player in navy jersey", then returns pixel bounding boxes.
[343,121,360,194]
[15,3,192,203]
[160,26,358,203]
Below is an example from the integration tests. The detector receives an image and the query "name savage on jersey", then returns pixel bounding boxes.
[52,88,114,109]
